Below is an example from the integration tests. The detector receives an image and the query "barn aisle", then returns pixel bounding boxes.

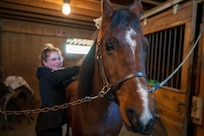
[0,114,167,136]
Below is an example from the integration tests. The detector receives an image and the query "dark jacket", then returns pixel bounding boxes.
[35,66,80,132]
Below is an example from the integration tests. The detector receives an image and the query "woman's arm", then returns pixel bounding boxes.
[48,66,80,85]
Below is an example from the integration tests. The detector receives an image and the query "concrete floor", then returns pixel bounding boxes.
[0,114,168,136]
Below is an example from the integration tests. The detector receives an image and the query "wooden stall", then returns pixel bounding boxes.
[0,0,204,136]
[141,1,204,136]
[0,18,96,106]
[194,22,204,136]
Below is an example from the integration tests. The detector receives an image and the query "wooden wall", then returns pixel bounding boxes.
[0,18,95,106]
[0,1,203,136]
[194,22,204,136]
[141,1,199,136]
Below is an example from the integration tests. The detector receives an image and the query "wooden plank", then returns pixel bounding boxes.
[70,0,101,11]
[1,0,101,17]
[142,1,192,24]
[0,2,99,20]
[194,23,204,136]
[142,1,194,34]
[144,2,198,135]
[0,18,95,99]
[194,29,203,95]
[0,1,100,29]
[0,8,93,25]
[0,8,96,30]
[141,0,184,20]
[1,19,94,37]
[160,115,184,136]
[198,24,204,97]
[154,88,186,102]
[0,14,95,30]
[179,0,197,93]
[157,105,185,124]
[154,94,186,112]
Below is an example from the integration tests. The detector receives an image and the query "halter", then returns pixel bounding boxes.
[96,40,147,101]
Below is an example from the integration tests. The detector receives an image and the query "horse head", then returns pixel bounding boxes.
[96,0,156,135]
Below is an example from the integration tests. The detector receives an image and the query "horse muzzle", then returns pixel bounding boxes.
[125,107,155,135]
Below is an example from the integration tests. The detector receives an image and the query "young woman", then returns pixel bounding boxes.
[35,43,80,136]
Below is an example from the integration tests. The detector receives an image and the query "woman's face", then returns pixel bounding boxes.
[43,51,63,70]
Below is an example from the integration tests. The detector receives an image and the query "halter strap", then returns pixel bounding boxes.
[109,72,146,89]
[96,40,146,101]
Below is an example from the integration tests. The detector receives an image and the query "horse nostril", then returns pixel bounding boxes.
[126,107,139,126]
[126,107,133,117]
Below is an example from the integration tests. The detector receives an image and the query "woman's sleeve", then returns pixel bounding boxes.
[48,66,80,85]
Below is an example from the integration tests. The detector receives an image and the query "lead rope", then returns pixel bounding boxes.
[149,29,204,93]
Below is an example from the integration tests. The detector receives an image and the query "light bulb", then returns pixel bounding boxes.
[62,3,71,15]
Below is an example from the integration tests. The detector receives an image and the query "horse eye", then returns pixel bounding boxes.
[105,37,119,52]
[106,43,114,51]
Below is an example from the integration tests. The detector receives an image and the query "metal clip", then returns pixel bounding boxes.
[191,96,203,125]
[98,91,105,98]
[173,4,179,15]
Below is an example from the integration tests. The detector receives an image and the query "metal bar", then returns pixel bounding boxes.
[148,35,151,79]
[146,35,150,78]
[166,29,172,86]
[162,30,167,81]
[153,33,158,80]
[171,27,177,87]
[151,34,155,79]
[176,26,184,89]
[158,31,162,82]
[146,25,184,89]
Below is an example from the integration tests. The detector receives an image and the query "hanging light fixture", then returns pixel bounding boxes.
[62,0,71,15]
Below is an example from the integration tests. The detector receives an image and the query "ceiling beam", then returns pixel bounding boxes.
[142,0,161,6]
[1,0,101,18]
[0,1,98,30]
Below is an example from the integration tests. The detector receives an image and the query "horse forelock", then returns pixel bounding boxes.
[77,41,96,98]
[110,8,140,31]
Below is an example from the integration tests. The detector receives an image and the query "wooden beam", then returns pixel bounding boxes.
[2,0,101,17]
[70,0,101,11]
[141,0,184,20]
[0,2,97,30]
[0,1,100,29]
[142,0,161,5]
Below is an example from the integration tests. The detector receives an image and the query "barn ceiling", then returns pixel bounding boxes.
[0,0,185,30]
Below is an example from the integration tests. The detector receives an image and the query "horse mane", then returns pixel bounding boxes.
[110,8,140,30]
[77,40,97,98]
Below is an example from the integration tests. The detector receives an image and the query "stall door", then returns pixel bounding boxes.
[141,1,198,136]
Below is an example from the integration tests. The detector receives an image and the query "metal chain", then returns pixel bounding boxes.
[0,95,100,116]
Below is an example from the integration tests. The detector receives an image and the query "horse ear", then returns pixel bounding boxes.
[130,0,143,18]
[101,0,114,21]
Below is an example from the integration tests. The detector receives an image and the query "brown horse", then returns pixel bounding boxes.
[66,0,155,135]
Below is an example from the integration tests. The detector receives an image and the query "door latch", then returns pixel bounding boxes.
[191,96,203,125]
